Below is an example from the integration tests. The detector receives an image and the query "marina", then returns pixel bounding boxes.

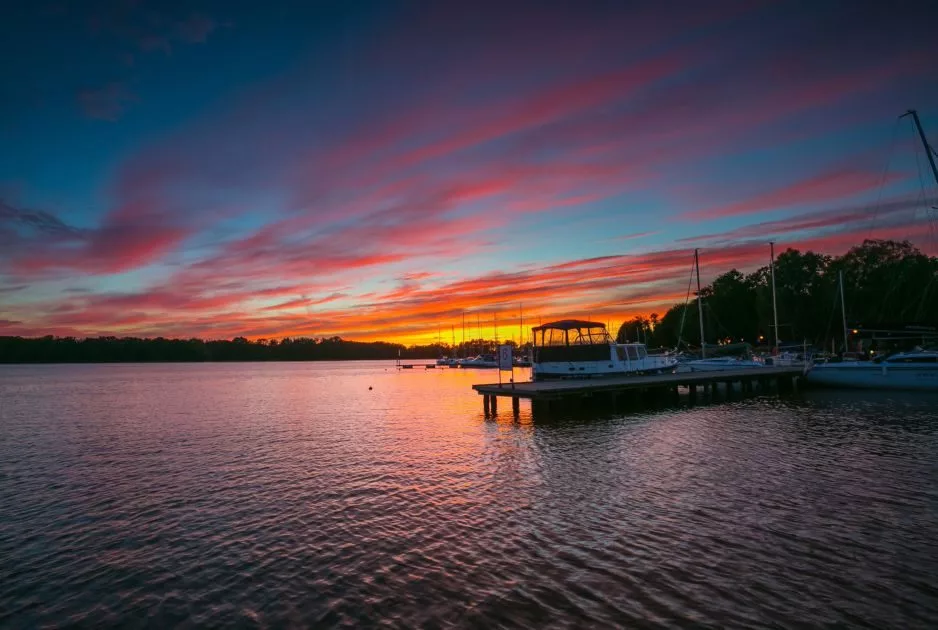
[4,0,938,625]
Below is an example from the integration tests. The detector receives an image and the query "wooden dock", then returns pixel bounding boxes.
[472,366,804,412]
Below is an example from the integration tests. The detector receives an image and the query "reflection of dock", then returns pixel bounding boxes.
[473,366,804,413]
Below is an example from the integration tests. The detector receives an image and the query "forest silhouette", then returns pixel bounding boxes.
[616,239,938,350]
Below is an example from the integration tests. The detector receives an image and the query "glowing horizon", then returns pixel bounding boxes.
[2,1,937,345]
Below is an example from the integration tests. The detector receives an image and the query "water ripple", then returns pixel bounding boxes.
[2,363,938,627]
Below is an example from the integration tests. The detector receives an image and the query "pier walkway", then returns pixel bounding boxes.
[472,366,805,412]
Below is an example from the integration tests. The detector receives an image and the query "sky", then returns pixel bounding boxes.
[2,0,938,344]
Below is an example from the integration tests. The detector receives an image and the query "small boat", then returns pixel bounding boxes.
[681,355,765,372]
[460,354,498,368]
[806,349,938,391]
[513,355,532,368]
[761,350,807,367]
[532,320,677,381]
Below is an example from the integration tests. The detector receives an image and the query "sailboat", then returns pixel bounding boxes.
[682,249,765,372]
[806,109,938,391]
[806,264,938,390]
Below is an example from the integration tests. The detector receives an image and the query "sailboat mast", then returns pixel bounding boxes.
[902,109,938,187]
[695,248,706,358]
[462,312,466,358]
[519,303,523,347]
[839,270,848,353]
[770,241,779,353]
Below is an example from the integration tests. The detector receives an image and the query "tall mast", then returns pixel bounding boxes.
[494,311,498,345]
[770,241,779,353]
[461,312,466,358]
[695,248,706,358]
[901,109,938,187]
[839,270,848,353]
[451,325,455,350]
[519,303,523,347]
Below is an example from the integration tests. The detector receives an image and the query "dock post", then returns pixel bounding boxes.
[490,395,498,414]
[689,384,697,404]
[512,397,520,418]
[483,395,490,415]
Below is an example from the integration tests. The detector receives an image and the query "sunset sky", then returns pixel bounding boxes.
[2,0,938,344]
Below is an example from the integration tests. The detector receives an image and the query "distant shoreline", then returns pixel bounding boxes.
[0,335,497,364]
[0,358,425,365]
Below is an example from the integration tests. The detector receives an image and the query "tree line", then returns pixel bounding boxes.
[0,335,442,364]
[616,239,938,351]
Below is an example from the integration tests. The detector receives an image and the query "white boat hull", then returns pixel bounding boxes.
[534,354,677,380]
[807,363,938,391]
[680,359,765,373]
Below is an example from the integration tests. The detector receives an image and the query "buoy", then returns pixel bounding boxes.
[368,386,373,390]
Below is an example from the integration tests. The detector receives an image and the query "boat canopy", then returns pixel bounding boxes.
[532,320,610,347]
[532,319,606,331]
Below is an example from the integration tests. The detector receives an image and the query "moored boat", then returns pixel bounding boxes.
[806,349,938,390]
[806,110,938,391]
[532,320,677,381]
[681,355,765,372]
[460,354,498,368]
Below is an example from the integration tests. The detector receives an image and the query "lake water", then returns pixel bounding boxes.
[2,361,938,628]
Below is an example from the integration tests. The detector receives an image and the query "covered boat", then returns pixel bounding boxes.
[531,320,676,381]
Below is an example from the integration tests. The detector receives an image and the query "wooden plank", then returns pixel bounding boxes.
[472,366,803,400]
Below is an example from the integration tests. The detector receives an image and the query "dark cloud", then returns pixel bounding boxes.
[0,200,85,236]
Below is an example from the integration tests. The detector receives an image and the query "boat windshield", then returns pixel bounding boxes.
[533,320,610,346]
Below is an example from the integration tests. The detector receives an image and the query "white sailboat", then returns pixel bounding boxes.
[682,248,765,372]
[807,350,938,390]
[460,354,499,368]
[807,109,938,391]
